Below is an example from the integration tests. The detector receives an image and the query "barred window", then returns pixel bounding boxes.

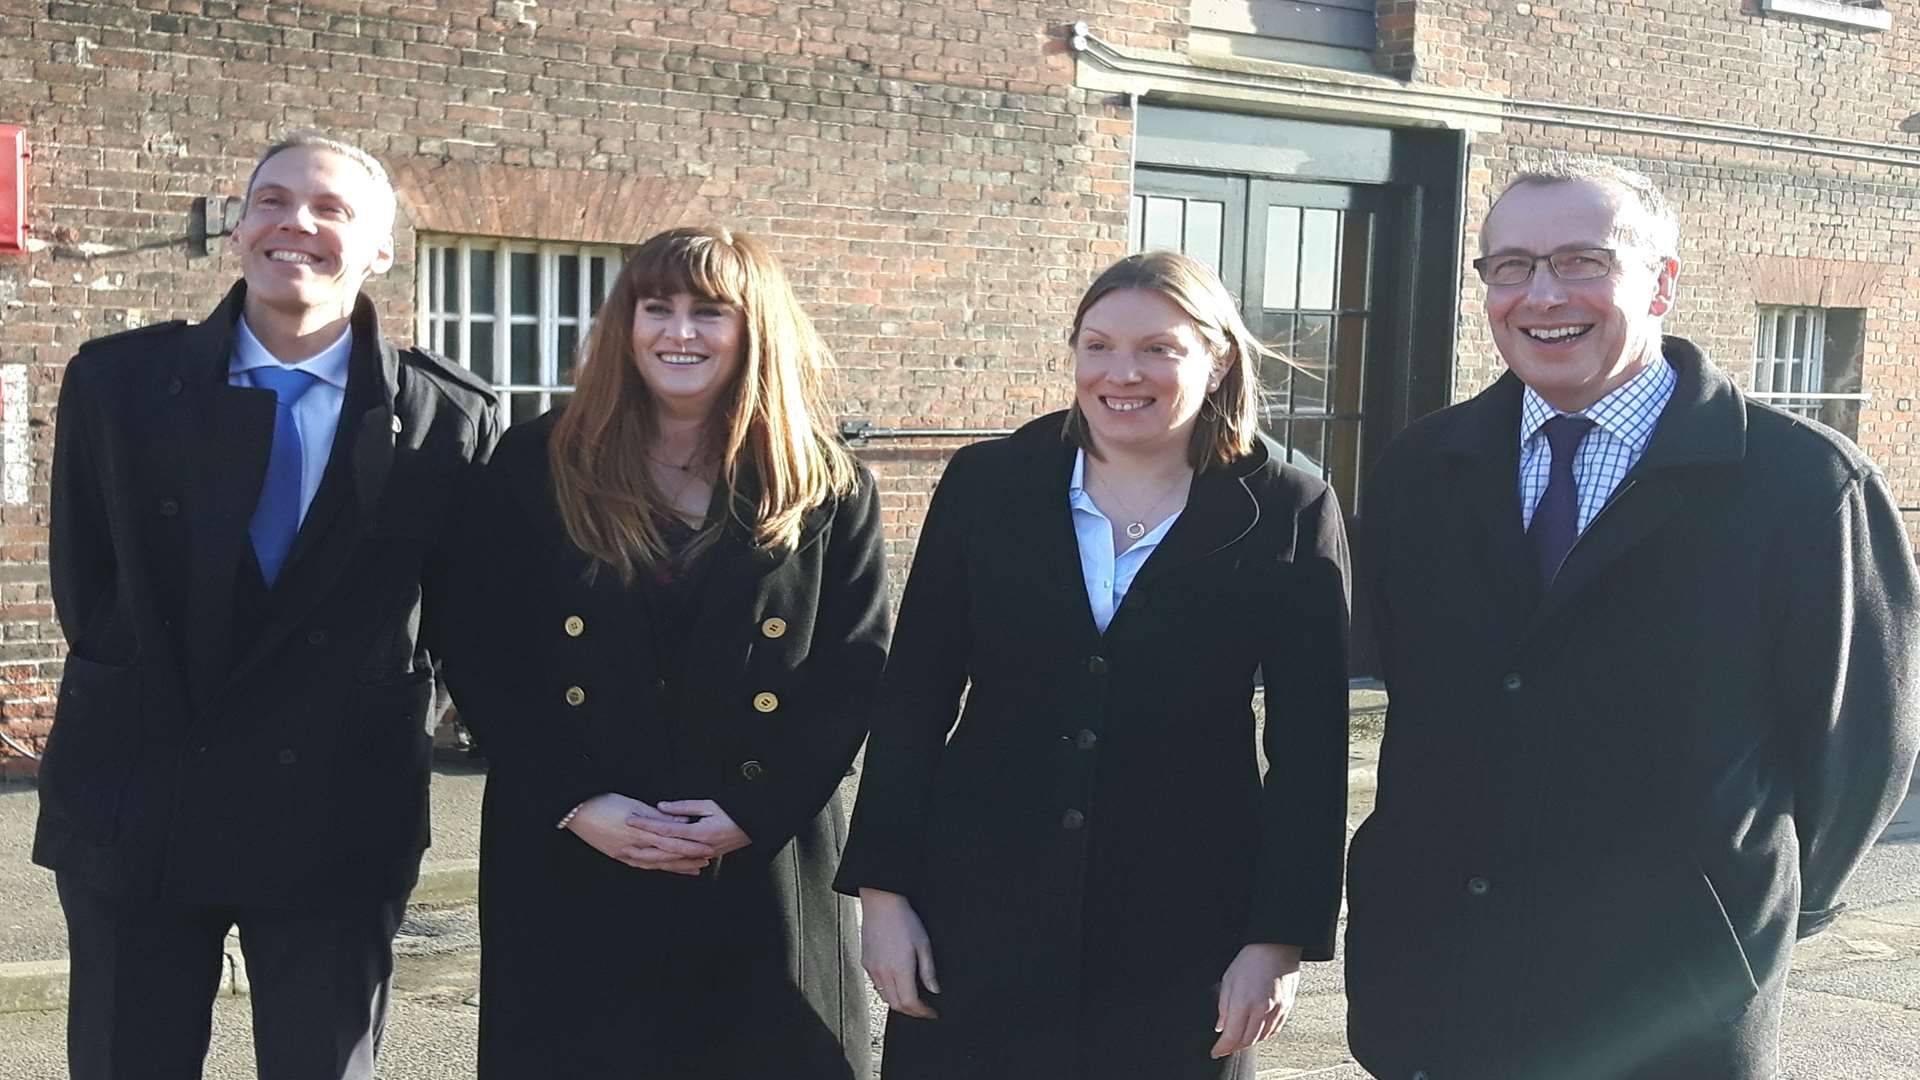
[416,238,625,424]
[1750,305,1865,436]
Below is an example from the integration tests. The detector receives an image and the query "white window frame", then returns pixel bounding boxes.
[1749,305,1867,417]
[416,237,625,421]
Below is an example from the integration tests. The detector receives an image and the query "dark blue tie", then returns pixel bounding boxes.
[1529,414,1595,586]
[248,366,320,587]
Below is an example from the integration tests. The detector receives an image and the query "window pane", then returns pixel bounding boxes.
[557,324,579,386]
[1186,201,1223,274]
[469,322,495,382]
[1263,207,1301,310]
[589,257,609,309]
[1291,315,1332,414]
[558,255,580,317]
[1298,209,1339,311]
[1142,196,1183,251]
[438,248,457,311]
[510,392,541,425]
[511,323,538,385]
[440,318,461,363]
[511,252,538,317]
[470,248,497,315]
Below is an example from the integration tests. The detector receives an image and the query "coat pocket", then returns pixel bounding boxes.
[1679,860,1761,1022]
[41,656,143,844]
[330,668,437,865]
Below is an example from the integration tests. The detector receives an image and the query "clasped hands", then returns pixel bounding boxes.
[565,792,751,875]
[860,889,1300,1057]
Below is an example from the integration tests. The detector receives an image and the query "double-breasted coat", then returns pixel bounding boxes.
[36,282,500,908]
[434,412,888,1079]
[835,413,1351,1080]
[1348,339,1920,1080]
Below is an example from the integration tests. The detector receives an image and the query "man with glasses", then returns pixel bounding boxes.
[1345,158,1919,1079]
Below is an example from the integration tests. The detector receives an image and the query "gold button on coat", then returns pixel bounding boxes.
[563,615,585,637]
[752,692,779,713]
[564,686,587,706]
[760,617,787,639]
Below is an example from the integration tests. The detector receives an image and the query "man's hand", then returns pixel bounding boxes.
[1211,943,1302,1059]
[859,888,941,1019]
[652,799,753,858]
[564,793,714,875]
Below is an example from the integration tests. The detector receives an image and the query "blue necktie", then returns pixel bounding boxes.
[1528,414,1595,586]
[248,366,320,587]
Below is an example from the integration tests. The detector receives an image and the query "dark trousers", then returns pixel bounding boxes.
[58,874,409,1080]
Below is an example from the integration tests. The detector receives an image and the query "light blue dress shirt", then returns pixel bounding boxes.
[1068,448,1184,634]
[1518,356,1676,536]
[228,318,351,526]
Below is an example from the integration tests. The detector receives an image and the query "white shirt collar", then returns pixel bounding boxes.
[230,316,353,390]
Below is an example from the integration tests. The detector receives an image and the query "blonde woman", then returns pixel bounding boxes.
[837,251,1350,1079]
[437,227,887,1079]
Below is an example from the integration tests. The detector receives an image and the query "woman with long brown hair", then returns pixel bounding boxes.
[436,227,888,1078]
[837,250,1350,1078]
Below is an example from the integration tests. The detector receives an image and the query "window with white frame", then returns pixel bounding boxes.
[1750,305,1865,436]
[417,238,626,425]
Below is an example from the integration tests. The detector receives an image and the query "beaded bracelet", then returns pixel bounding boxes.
[556,801,587,830]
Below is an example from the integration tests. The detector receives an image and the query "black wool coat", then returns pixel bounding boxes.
[835,412,1351,1080]
[434,412,888,1080]
[1347,339,1920,1080]
[36,282,501,908]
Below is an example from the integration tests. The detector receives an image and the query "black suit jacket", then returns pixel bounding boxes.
[1347,338,1920,1079]
[36,281,502,908]
[835,413,1350,1080]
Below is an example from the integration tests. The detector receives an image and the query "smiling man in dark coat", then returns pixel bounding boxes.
[1347,158,1920,1079]
[37,133,499,1079]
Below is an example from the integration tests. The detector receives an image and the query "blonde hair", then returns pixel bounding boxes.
[1063,251,1271,470]
[548,227,857,584]
[244,131,397,239]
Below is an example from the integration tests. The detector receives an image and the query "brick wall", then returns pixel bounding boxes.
[0,0,1186,745]
[3,0,1919,753]
[1412,1,1920,507]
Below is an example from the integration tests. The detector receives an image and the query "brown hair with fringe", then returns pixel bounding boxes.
[548,226,857,584]
[1062,251,1275,470]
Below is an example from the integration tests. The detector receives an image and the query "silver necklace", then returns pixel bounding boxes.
[1092,467,1191,541]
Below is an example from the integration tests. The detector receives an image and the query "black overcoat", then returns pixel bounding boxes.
[35,282,500,908]
[1348,339,1920,1080]
[835,412,1351,1080]
[434,413,888,1079]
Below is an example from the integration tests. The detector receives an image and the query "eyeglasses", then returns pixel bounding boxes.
[1471,247,1621,287]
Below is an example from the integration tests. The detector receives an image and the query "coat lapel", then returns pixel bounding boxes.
[170,286,274,713]
[999,422,1108,648]
[1520,339,1746,641]
[1436,375,1542,636]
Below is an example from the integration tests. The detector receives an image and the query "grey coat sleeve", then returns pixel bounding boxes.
[1778,466,1920,938]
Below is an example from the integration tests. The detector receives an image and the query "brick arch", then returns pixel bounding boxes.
[388,161,701,246]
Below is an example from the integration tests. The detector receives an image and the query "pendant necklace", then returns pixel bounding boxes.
[1093,466,1192,541]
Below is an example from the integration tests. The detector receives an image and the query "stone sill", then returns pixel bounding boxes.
[1759,0,1893,32]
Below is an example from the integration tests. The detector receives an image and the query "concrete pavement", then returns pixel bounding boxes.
[0,705,1916,1078]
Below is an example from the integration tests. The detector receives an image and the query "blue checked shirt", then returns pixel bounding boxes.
[1519,357,1676,536]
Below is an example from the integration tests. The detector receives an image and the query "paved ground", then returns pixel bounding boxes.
[0,734,1915,1078]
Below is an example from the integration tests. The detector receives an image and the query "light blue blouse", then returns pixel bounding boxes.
[1067,448,1183,634]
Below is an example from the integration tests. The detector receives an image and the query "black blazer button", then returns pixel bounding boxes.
[1061,808,1086,831]
[739,759,765,781]
[1412,1072,1430,1080]
[1467,876,1491,897]
[1501,672,1523,692]
[1086,656,1108,676]
[167,377,184,396]
[305,629,328,647]
[158,498,180,517]
[277,749,297,765]
[1074,729,1098,750]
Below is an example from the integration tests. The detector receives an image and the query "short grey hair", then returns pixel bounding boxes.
[1485,157,1680,260]
[242,131,397,237]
